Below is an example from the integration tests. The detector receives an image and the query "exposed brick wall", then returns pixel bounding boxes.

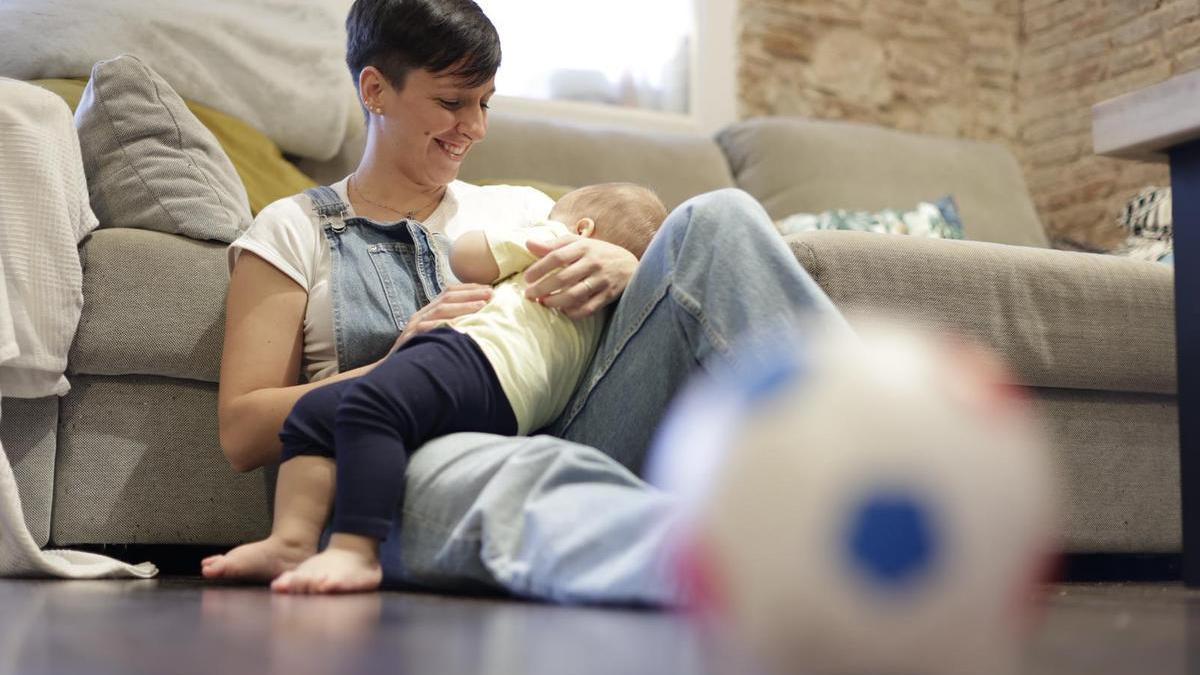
[1019,0,1198,250]
[738,0,1200,250]
[739,1,1021,151]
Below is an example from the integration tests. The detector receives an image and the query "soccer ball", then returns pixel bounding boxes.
[648,321,1058,675]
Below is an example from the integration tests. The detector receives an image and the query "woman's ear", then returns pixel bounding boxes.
[359,66,389,112]
[573,217,596,238]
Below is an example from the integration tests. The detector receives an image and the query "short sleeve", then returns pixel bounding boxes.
[488,221,572,280]
[226,195,317,289]
[519,186,556,223]
[442,181,556,242]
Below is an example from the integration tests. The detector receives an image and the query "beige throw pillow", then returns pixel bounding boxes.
[75,55,251,243]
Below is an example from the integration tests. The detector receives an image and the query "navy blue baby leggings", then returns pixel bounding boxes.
[279,328,517,539]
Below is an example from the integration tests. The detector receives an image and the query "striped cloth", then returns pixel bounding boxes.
[1114,187,1173,264]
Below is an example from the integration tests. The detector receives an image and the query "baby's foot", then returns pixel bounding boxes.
[201,536,316,582]
[271,542,382,595]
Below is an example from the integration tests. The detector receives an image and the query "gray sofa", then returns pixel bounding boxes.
[3,113,1178,561]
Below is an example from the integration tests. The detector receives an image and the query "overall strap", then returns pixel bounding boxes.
[305,186,350,231]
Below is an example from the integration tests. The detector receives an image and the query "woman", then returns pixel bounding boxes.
[203,0,844,602]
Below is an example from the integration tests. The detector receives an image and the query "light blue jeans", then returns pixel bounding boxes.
[378,189,845,604]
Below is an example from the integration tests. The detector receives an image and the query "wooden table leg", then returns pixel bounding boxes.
[1171,139,1200,586]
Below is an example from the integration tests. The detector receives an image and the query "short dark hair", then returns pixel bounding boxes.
[345,0,501,93]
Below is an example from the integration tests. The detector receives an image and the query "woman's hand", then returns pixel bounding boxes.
[523,235,638,320]
[385,284,493,355]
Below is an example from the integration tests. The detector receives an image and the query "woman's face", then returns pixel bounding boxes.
[369,67,494,189]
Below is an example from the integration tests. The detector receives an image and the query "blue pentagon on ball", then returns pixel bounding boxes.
[846,491,938,589]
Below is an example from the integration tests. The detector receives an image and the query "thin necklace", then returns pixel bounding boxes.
[349,174,445,220]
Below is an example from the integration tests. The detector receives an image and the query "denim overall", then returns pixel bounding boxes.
[306,186,456,371]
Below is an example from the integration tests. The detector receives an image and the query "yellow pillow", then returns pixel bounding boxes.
[31,78,316,215]
[474,178,576,202]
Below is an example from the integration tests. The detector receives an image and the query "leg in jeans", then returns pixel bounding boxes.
[384,189,847,604]
[381,432,687,604]
[551,187,848,469]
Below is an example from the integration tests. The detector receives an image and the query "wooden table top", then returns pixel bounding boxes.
[1093,68,1200,162]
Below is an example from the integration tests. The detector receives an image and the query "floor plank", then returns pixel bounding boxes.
[2,578,1198,674]
[0,577,738,675]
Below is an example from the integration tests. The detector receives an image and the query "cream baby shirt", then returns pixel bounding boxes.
[449,221,604,435]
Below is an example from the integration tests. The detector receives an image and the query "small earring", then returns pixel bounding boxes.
[373,106,384,115]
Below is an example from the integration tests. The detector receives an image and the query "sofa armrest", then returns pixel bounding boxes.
[788,230,1176,394]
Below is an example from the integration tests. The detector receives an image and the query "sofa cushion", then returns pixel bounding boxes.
[789,230,1175,394]
[719,117,1050,248]
[69,228,227,383]
[456,113,736,210]
[53,376,270,545]
[75,55,251,243]
[32,77,317,215]
[297,112,736,210]
[1030,387,1179,554]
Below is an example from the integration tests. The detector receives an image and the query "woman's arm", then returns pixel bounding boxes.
[218,252,496,471]
[217,252,378,471]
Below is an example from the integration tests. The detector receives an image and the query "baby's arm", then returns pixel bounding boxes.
[450,231,501,284]
[454,223,558,285]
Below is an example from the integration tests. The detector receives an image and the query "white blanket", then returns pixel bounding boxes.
[0,78,96,398]
[0,79,156,579]
[0,0,359,161]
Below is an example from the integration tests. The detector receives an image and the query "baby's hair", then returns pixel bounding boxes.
[550,183,668,259]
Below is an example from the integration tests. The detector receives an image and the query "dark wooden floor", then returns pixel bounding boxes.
[2,578,1199,674]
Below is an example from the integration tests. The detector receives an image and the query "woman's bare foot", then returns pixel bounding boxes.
[201,536,316,582]
[271,534,382,594]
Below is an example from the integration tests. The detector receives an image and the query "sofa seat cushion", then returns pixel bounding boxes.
[70,228,227,383]
[52,375,270,545]
[1031,387,1179,554]
[719,117,1049,248]
[789,230,1175,394]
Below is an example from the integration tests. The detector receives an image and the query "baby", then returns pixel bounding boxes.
[203,182,668,593]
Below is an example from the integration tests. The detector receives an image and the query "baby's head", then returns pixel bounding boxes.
[549,183,668,259]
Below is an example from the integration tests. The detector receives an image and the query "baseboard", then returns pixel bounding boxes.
[1060,553,1181,582]
[70,544,225,576]
[67,546,1186,586]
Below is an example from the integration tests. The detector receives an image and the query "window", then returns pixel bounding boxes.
[477,0,735,133]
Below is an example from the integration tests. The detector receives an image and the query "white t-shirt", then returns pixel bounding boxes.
[228,177,555,382]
